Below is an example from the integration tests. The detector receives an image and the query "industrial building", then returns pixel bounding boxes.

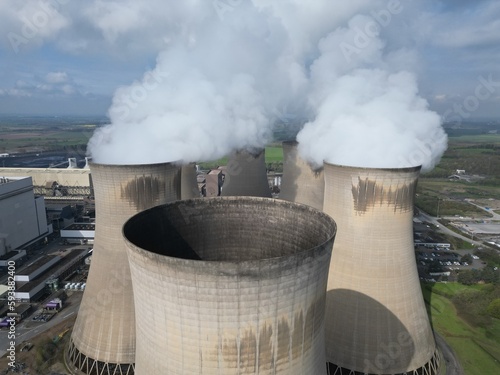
[220,149,272,197]
[205,169,223,197]
[181,164,200,199]
[280,141,324,210]
[0,164,91,198]
[322,163,440,375]
[123,197,336,374]
[49,146,446,375]
[68,162,182,375]
[60,223,95,244]
[14,249,87,302]
[0,176,49,255]
[14,255,61,282]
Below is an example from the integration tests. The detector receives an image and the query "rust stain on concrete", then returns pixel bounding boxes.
[121,176,163,211]
[258,323,274,372]
[351,177,417,213]
[276,317,291,370]
[291,311,304,360]
[238,328,257,372]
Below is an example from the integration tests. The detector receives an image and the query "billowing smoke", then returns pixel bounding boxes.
[296,13,447,171]
[88,0,447,170]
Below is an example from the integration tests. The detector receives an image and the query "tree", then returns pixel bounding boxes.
[461,253,473,264]
[458,269,480,285]
[481,267,498,284]
[487,299,500,319]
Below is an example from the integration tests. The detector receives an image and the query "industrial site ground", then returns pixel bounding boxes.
[1,118,500,374]
[0,316,75,374]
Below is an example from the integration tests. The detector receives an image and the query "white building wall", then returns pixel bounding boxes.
[60,229,95,239]
[35,196,48,235]
[0,177,48,251]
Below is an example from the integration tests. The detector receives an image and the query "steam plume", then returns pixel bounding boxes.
[88,1,447,170]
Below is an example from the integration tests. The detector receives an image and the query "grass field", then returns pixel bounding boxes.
[415,180,495,217]
[265,146,284,162]
[423,133,500,180]
[0,125,95,154]
[422,283,500,375]
[197,144,284,169]
[417,179,500,200]
[448,134,500,144]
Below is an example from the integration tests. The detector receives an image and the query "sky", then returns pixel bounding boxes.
[0,0,499,121]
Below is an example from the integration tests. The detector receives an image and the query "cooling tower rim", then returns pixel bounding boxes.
[89,160,181,169]
[123,196,336,268]
[323,161,422,173]
[228,147,265,158]
[282,140,324,172]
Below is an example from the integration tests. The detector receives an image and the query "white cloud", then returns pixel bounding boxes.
[0,71,80,99]
[0,88,32,97]
[416,1,500,49]
[0,0,71,52]
[0,0,498,120]
[45,72,68,83]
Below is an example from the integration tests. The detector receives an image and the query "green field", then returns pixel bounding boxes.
[0,124,95,154]
[264,146,284,162]
[416,132,500,216]
[449,134,500,144]
[424,133,500,180]
[422,283,500,375]
[415,180,496,217]
[197,144,284,170]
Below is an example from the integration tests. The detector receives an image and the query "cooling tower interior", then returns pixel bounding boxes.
[280,140,324,210]
[220,149,272,198]
[67,162,181,375]
[123,197,336,375]
[181,163,199,199]
[322,163,440,375]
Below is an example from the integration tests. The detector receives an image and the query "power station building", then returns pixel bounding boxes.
[221,149,271,198]
[123,197,336,375]
[0,176,49,255]
[279,141,324,210]
[0,165,91,197]
[181,164,200,199]
[67,162,181,375]
[322,163,440,375]
[62,147,443,375]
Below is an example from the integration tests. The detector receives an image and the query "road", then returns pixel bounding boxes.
[466,200,500,220]
[435,332,464,375]
[418,211,483,247]
[0,293,81,357]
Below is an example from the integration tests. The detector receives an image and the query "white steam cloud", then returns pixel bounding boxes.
[88,0,447,170]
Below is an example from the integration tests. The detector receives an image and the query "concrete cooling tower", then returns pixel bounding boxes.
[123,197,336,375]
[221,149,272,197]
[322,163,440,375]
[67,162,181,375]
[280,141,324,210]
[181,163,199,199]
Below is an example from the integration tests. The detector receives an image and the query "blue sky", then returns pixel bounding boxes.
[0,0,499,120]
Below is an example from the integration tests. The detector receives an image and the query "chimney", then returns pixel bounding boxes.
[124,197,336,375]
[68,162,181,375]
[181,163,200,199]
[322,163,440,375]
[221,149,271,197]
[280,141,324,210]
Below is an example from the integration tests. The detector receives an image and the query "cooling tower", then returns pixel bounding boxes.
[181,163,199,199]
[67,162,181,375]
[123,197,336,375]
[280,141,324,210]
[322,163,440,375]
[221,149,272,197]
